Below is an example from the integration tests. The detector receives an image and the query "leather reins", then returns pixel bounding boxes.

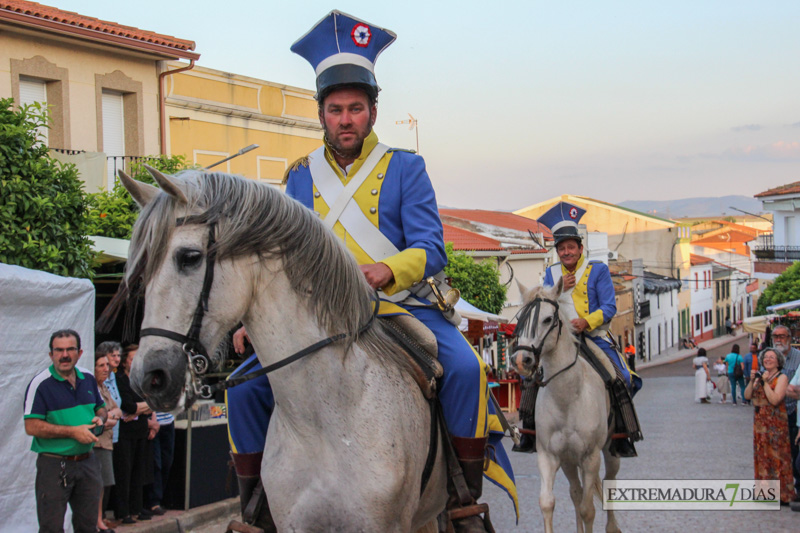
[138,213,378,398]
[513,296,579,387]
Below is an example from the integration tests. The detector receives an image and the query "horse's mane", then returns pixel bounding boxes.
[126,170,405,367]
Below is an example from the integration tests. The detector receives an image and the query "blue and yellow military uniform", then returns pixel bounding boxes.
[226,131,517,516]
[543,255,641,393]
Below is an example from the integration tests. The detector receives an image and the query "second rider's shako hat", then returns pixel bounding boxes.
[291,10,396,102]
[537,202,587,247]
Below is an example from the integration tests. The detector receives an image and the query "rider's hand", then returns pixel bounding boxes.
[570,318,590,333]
[360,263,394,290]
[562,273,577,291]
[233,326,250,355]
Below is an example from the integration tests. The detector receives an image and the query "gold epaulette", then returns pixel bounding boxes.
[281,155,309,185]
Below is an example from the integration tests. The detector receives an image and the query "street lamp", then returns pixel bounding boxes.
[395,113,419,154]
[205,143,259,170]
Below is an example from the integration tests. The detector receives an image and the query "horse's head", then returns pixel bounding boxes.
[511,278,570,377]
[119,167,252,411]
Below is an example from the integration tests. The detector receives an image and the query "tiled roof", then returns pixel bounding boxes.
[690,254,713,266]
[693,230,756,244]
[443,224,505,252]
[439,208,553,238]
[755,181,800,198]
[0,0,198,59]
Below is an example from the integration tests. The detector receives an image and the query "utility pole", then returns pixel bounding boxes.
[395,113,419,154]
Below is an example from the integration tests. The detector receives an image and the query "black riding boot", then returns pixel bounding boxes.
[226,452,277,533]
[445,436,495,533]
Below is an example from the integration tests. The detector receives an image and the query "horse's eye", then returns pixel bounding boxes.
[175,249,203,272]
[542,316,552,325]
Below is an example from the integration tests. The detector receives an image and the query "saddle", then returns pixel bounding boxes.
[380,314,444,399]
[578,337,643,445]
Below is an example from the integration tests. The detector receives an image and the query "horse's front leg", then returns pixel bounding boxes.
[562,463,585,533]
[578,449,602,533]
[538,450,561,533]
[603,447,622,533]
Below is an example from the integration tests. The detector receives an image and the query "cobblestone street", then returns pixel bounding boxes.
[480,338,799,532]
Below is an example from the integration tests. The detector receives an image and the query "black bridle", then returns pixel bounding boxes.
[140,216,218,393]
[139,214,379,398]
[513,296,578,387]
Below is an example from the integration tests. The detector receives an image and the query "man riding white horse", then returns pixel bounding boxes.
[513,202,642,458]
[226,11,516,532]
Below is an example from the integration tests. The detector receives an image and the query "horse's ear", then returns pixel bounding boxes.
[555,276,564,296]
[144,164,188,204]
[516,279,531,302]
[118,169,159,207]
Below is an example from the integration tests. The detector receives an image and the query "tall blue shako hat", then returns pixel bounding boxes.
[291,10,396,101]
[537,201,587,246]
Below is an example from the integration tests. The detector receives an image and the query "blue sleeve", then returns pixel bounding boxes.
[543,266,554,288]
[590,263,617,323]
[285,168,314,209]
[382,153,447,278]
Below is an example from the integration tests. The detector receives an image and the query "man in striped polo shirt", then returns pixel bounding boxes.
[24,329,107,533]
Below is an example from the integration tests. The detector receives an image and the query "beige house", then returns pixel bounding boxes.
[0,0,199,192]
[163,63,321,187]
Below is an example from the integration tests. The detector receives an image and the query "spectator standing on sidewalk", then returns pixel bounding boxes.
[787,367,800,512]
[24,329,107,533]
[714,355,730,404]
[725,345,746,405]
[693,348,711,403]
[771,325,800,505]
[743,342,759,405]
[745,348,795,504]
[94,350,121,532]
[145,411,175,516]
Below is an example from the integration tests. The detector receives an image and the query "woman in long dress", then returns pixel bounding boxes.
[745,348,796,504]
[693,347,710,403]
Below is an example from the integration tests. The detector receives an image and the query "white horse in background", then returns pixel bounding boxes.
[117,167,447,533]
[513,281,622,533]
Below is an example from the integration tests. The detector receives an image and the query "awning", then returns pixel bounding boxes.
[767,299,800,312]
[89,235,130,264]
[455,298,508,323]
[741,315,778,334]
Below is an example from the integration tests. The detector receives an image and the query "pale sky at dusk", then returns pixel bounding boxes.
[52,1,800,210]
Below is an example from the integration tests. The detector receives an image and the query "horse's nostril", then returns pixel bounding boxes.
[523,357,533,367]
[146,369,168,392]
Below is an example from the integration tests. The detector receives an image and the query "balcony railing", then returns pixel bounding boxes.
[50,149,159,189]
[754,245,800,262]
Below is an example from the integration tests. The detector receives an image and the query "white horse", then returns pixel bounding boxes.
[512,281,621,533]
[118,168,446,532]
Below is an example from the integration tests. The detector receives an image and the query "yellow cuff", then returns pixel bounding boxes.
[380,248,427,295]
[585,309,605,331]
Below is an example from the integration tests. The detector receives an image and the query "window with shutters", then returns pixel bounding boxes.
[19,77,49,146]
[102,90,125,188]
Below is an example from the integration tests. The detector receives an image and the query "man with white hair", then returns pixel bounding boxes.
[772,324,800,502]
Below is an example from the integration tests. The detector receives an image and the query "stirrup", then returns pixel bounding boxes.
[225,520,264,533]
[443,503,496,533]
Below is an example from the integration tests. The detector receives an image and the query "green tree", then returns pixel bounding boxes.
[755,261,800,315]
[0,98,95,278]
[444,242,507,315]
[85,154,193,239]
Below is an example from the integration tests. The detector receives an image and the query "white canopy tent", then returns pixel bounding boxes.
[0,264,95,533]
[741,314,779,334]
[455,298,508,323]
